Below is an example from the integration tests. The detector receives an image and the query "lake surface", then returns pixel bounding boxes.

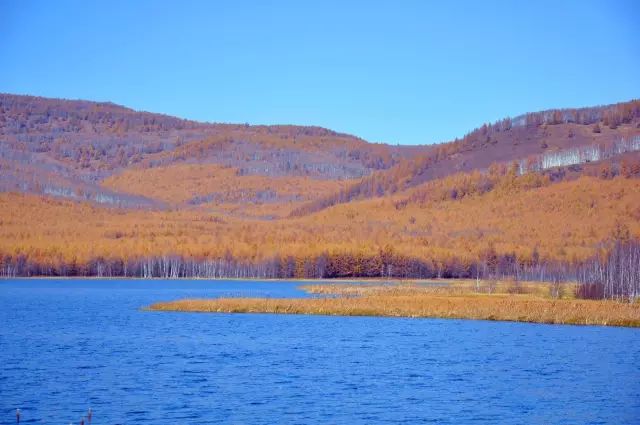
[1,279,639,424]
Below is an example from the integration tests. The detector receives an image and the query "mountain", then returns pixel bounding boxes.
[291,100,640,216]
[3,94,638,217]
[0,93,429,213]
[1,94,639,278]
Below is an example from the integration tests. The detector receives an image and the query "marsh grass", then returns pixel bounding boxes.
[148,280,640,327]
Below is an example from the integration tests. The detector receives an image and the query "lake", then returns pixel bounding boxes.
[1,279,639,424]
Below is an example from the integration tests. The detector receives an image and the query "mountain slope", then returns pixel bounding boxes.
[2,173,639,277]
[291,100,640,216]
[0,93,429,209]
[2,94,640,278]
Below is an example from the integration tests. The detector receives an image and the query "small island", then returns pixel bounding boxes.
[148,280,640,327]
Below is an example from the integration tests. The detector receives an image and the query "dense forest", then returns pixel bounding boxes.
[0,94,429,209]
[291,100,640,216]
[1,94,640,301]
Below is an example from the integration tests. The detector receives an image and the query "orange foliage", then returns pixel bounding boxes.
[2,176,640,271]
[101,163,348,209]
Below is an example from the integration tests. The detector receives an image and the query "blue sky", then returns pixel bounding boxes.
[1,1,638,145]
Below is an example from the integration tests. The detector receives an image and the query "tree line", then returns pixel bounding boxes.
[577,238,640,302]
[4,240,638,302]
[0,247,570,282]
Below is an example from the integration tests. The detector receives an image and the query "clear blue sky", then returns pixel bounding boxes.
[1,0,638,145]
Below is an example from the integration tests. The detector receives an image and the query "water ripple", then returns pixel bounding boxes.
[1,279,639,424]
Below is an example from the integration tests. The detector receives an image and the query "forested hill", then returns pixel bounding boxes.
[291,99,640,216]
[1,94,639,220]
[0,93,430,211]
[2,94,640,279]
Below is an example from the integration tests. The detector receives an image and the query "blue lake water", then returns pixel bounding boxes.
[1,279,639,424]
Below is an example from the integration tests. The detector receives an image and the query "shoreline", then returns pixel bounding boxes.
[146,304,640,329]
[147,282,640,328]
[0,276,470,284]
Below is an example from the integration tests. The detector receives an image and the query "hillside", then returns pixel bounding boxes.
[3,94,639,217]
[2,170,640,278]
[0,94,427,210]
[101,163,349,218]
[291,100,640,216]
[2,94,640,278]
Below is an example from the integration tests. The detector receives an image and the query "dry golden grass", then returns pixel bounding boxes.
[301,279,568,298]
[148,281,640,327]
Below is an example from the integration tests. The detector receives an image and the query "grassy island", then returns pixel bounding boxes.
[147,280,640,327]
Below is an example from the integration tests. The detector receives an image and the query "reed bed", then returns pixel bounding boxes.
[300,279,563,298]
[148,281,640,327]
